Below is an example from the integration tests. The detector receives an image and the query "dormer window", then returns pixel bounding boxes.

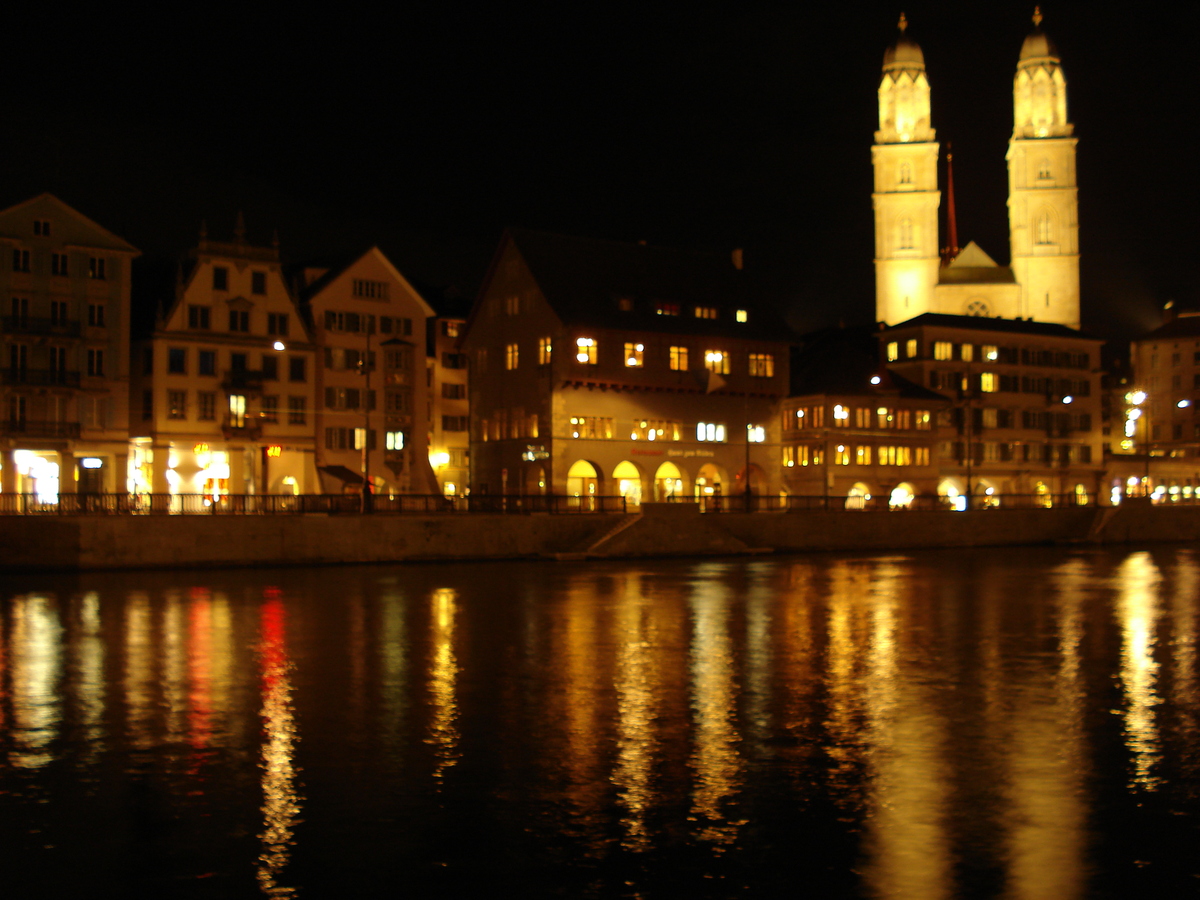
[735,309,748,323]
[33,219,50,236]
[694,306,717,320]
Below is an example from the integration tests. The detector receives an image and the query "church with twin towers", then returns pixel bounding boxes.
[873,9,1080,331]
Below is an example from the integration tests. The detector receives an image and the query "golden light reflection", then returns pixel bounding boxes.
[1168,551,1198,749]
[9,594,62,768]
[124,591,155,750]
[257,594,300,898]
[688,580,743,846]
[612,582,658,850]
[1000,557,1090,900]
[161,591,186,746]
[74,591,106,756]
[426,588,460,782]
[858,560,953,900]
[1116,552,1163,790]
[378,590,407,750]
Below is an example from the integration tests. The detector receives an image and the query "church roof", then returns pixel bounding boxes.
[789,326,946,400]
[884,312,1101,341]
[883,13,925,72]
[1137,314,1200,342]
[1019,8,1060,64]
[938,240,1016,285]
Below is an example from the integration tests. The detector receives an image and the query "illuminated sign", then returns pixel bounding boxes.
[80,457,103,469]
[266,445,283,458]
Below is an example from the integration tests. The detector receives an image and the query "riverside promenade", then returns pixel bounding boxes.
[1,495,1195,572]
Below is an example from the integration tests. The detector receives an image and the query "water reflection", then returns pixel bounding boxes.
[426,587,460,782]
[257,592,300,898]
[688,572,743,846]
[1,548,1199,898]
[9,594,61,768]
[1116,552,1163,790]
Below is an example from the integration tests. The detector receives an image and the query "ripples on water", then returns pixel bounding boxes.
[1,547,1199,898]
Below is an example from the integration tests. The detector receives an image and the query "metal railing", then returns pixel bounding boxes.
[667,492,1104,512]
[0,492,628,515]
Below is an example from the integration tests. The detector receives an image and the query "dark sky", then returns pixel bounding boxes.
[4,3,1194,339]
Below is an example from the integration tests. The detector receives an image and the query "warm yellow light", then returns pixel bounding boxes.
[267,445,282,458]
[194,443,210,454]
[430,451,450,468]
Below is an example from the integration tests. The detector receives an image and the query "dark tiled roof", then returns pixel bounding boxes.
[1136,314,1200,341]
[884,312,1101,341]
[789,326,946,401]
[505,228,796,343]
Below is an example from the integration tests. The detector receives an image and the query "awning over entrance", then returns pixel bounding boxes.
[318,464,364,485]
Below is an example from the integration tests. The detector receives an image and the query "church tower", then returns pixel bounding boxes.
[1007,7,1080,329]
[873,14,941,325]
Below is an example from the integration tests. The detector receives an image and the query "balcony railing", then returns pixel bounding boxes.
[221,417,263,440]
[1,368,81,387]
[1,316,81,337]
[1,419,81,439]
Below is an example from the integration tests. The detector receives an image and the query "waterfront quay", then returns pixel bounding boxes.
[2,491,1198,571]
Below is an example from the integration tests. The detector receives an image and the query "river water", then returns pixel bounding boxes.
[1,547,1198,898]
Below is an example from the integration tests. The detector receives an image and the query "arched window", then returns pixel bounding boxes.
[898,217,914,249]
[898,161,912,185]
[1037,158,1052,180]
[1035,211,1053,245]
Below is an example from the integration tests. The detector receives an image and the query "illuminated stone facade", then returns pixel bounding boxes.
[462,229,792,504]
[299,247,438,495]
[874,12,1080,330]
[129,219,318,496]
[0,193,139,497]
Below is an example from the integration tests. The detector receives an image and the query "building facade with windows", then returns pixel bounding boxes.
[882,313,1104,504]
[299,247,439,494]
[462,229,793,505]
[0,193,139,497]
[426,294,472,497]
[874,11,1080,329]
[129,219,317,497]
[783,328,948,506]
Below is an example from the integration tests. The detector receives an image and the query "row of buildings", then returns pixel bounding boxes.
[0,12,1194,508]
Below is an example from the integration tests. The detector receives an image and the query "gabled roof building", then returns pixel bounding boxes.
[461,229,794,504]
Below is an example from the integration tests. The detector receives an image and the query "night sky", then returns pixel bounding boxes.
[4,3,1194,339]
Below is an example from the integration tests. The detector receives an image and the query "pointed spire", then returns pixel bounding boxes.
[898,11,908,32]
[234,210,246,244]
[943,143,960,265]
[1032,6,1043,27]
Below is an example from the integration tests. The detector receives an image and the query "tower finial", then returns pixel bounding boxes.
[1032,6,1043,27]
[943,142,960,265]
[898,11,908,32]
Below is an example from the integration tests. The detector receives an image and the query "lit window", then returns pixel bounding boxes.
[703,350,729,375]
[934,341,952,360]
[906,339,918,358]
[915,410,931,430]
[386,431,405,450]
[669,346,688,371]
[983,344,998,361]
[877,407,895,429]
[229,393,246,427]
[960,343,974,362]
[538,337,552,365]
[624,342,644,367]
[505,295,520,315]
[506,342,519,370]
[748,353,774,378]
[833,404,849,425]
[696,422,726,442]
[575,337,597,364]
[886,341,899,362]
[980,372,998,392]
[694,306,718,320]
[747,425,765,443]
[735,309,748,323]
[656,303,680,316]
[782,446,795,467]
[856,445,872,465]
[835,445,850,466]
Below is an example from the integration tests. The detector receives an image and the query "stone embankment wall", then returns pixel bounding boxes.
[1,499,1196,572]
